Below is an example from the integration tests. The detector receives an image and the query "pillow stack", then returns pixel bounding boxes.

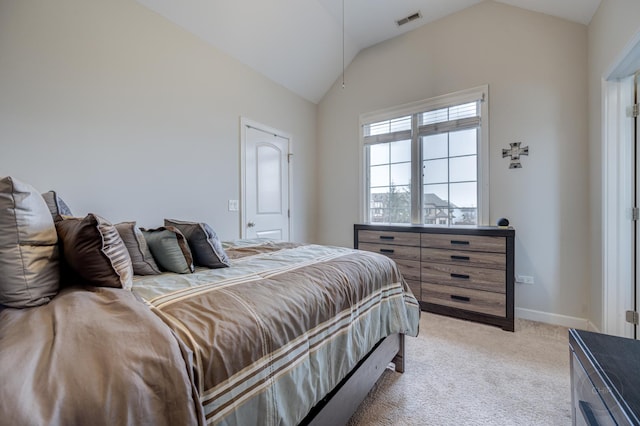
[164,219,230,269]
[0,175,232,305]
[137,220,230,274]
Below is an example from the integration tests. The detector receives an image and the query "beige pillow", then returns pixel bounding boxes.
[115,222,161,276]
[0,176,60,307]
[55,214,133,289]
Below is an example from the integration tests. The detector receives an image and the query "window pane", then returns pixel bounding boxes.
[369,188,389,223]
[423,184,449,225]
[423,184,449,204]
[389,116,411,133]
[369,186,410,224]
[452,208,477,225]
[369,143,389,166]
[370,164,389,187]
[390,162,411,186]
[388,185,411,224]
[422,134,448,160]
[450,182,476,208]
[450,156,477,183]
[422,184,449,225]
[420,107,448,125]
[423,159,448,184]
[449,129,477,157]
[390,140,411,163]
[448,102,477,120]
[365,116,411,136]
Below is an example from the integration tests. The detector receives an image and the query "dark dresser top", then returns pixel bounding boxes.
[570,329,640,425]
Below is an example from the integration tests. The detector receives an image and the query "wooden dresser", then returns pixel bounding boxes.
[569,329,640,425]
[354,224,515,331]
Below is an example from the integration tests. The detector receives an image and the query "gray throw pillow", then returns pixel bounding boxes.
[41,190,73,220]
[115,222,161,276]
[55,214,133,289]
[141,227,194,274]
[164,219,230,269]
[0,176,60,307]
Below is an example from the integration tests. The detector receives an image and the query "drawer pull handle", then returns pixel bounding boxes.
[450,295,470,302]
[578,401,600,426]
[379,236,395,240]
[451,240,470,245]
[451,273,470,280]
[451,255,470,261]
[379,249,395,254]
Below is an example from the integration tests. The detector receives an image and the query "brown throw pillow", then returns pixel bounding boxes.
[56,214,133,289]
[115,222,161,276]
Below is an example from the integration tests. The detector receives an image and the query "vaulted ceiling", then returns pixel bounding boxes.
[136,0,601,103]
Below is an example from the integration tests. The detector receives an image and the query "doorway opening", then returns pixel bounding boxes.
[603,33,640,338]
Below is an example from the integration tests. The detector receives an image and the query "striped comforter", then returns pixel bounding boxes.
[133,240,420,425]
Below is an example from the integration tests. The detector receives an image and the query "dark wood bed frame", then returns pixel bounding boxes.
[301,333,405,425]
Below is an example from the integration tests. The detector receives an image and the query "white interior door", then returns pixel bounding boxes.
[242,121,290,241]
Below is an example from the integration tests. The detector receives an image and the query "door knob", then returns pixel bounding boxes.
[247,221,255,228]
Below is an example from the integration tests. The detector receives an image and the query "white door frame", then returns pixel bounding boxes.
[239,117,293,240]
[602,31,640,337]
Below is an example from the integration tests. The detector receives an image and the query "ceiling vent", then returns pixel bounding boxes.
[396,11,422,27]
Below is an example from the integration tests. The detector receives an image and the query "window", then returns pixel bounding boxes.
[361,86,488,226]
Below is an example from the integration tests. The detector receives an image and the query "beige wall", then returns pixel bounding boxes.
[0,0,317,242]
[317,1,590,321]
[588,0,640,330]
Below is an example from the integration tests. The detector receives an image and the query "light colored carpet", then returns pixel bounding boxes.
[348,313,572,425]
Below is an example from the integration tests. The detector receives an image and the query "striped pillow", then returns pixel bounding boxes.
[55,214,133,289]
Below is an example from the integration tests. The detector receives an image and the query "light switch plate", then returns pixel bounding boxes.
[228,200,239,211]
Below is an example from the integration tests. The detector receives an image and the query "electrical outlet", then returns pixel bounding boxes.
[516,274,534,284]
[228,200,239,212]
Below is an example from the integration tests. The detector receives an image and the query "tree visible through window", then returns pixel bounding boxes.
[362,87,488,226]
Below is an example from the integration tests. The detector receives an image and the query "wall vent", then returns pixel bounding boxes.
[396,12,422,26]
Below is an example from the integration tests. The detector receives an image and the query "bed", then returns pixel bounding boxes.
[0,237,420,425]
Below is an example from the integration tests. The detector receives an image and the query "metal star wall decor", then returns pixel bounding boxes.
[502,142,529,169]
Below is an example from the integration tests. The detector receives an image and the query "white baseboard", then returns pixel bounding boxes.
[516,307,595,330]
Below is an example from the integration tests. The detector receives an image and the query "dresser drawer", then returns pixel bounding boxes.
[422,283,505,317]
[421,234,505,253]
[421,263,505,293]
[394,258,421,281]
[422,248,505,270]
[358,242,420,261]
[571,351,615,425]
[358,230,420,247]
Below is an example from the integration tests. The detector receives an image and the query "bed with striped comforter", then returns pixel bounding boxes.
[132,240,420,425]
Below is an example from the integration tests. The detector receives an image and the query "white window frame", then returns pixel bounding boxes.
[359,85,490,226]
